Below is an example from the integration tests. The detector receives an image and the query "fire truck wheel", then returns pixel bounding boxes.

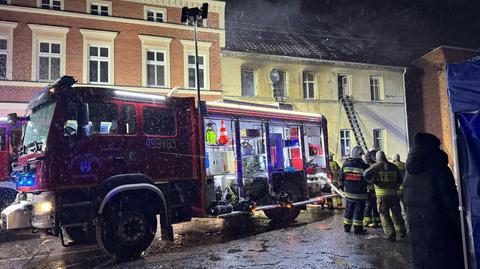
[264,207,301,223]
[65,226,95,244]
[96,201,157,259]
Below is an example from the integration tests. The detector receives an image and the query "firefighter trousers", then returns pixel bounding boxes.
[364,191,380,225]
[344,198,366,232]
[377,195,406,237]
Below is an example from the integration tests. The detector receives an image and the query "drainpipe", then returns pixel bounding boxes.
[402,67,410,153]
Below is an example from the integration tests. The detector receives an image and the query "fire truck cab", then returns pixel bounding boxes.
[1,76,332,259]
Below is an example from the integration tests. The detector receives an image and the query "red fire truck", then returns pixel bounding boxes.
[0,120,23,208]
[1,76,332,259]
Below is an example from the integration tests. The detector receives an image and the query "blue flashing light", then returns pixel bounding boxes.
[17,174,35,187]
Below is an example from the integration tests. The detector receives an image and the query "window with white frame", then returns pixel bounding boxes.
[370,76,383,101]
[88,46,109,83]
[373,129,385,151]
[340,129,352,158]
[29,24,68,82]
[273,70,286,98]
[40,0,62,10]
[241,69,255,97]
[0,39,7,79]
[187,55,205,89]
[80,29,116,84]
[38,42,61,81]
[146,51,166,87]
[145,8,166,22]
[89,1,110,16]
[303,71,315,99]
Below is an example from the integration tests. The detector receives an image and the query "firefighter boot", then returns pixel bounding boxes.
[385,232,396,242]
[344,224,351,233]
[354,226,368,235]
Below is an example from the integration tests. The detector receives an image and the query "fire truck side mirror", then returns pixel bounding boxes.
[6,113,18,126]
[77,103,90,137]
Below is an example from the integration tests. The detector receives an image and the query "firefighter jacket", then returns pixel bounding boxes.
[338,158,370,200]
[364,161,402,197]
[329,160,340,183]
[393,160,406,195]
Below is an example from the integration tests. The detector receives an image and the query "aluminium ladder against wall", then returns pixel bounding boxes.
[340,96,368,152]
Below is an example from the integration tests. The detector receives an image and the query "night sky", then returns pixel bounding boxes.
[224,0,480,64]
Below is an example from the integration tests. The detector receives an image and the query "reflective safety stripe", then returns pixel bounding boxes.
[364,217,372,222]
[374,188,398,196]
[343,167,364,174]
[344,219,353,225]
[379,171,397,183]
[345,192,368,200]
[353,220,363,226]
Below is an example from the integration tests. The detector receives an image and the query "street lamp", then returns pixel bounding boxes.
[181,3,209,110]
[181,4,208,205]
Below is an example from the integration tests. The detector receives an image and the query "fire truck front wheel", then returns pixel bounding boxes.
[95,200,157,259]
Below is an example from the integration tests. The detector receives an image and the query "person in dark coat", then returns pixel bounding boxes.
[404,132,464,269]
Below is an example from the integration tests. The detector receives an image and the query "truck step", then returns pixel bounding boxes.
[62,201,92,208]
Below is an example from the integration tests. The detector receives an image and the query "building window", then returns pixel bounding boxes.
[273,70,286,98]
[181,40,211,90]
[88,46,109,84]
[0,0,10,4]
[29,24,68,82]
[241,69,255,97]
[187,55,205,89]
[39,0,62,10]
[373,129,385,151]
[370,76,383,101]
[303,71,315,99]
[340,129,351,158]
[38,42,61,81]
[80,29,116,84]
[88,0,111,16]
[144,7,166,22]
[139,35,171,88]
[146,51,165,87]
[338,74,350,99]
[0,39,7,79]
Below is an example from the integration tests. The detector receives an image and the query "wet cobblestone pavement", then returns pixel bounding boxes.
[0,207,412,268]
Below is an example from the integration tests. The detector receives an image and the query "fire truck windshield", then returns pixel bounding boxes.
[22,102,56,153]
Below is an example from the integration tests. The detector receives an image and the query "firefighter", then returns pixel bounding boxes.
[338,146,370,234]
[364,151,406,242]
[363,150,381,228]
[328,153,342,207]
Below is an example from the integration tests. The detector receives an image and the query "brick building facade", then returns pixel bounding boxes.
[0,0,225,116]
[406,46,480,168]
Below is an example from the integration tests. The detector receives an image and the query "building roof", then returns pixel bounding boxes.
[223,2,429,67]
[225,21,405,66]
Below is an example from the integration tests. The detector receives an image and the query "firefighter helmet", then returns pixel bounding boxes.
[392,153,400,162]
[376,151,386,162]
[351,146,364,159]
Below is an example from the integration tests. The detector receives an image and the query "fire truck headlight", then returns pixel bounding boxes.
[34,201,53,214]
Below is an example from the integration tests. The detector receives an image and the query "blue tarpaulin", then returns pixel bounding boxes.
[447,57,480,268]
